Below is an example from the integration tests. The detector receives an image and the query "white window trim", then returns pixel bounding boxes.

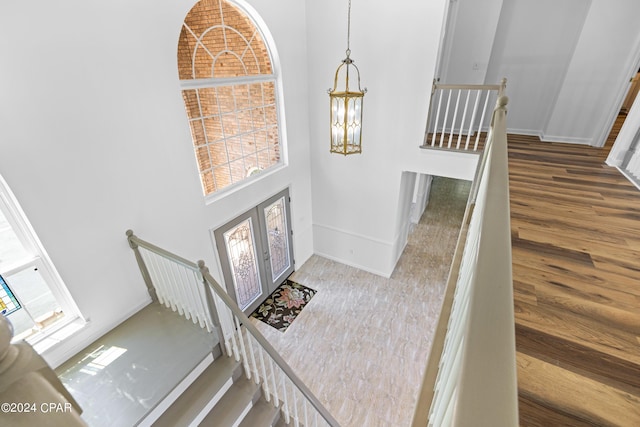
[0,174,85,347]
[179,0,289,201]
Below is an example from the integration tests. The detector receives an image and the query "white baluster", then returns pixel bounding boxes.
[282,374,290,424]
[224,304,240,360]
[165,259,189,318]
[457,90,471,149]
[440,91,453,147]
[183,266,204,327]
[269,358,280,407]
[150,255,170,309]
[257,345,271,402]
[245,332,260,384]
[178,265,196,321]
[140,251,165,307]
[432,91,444,147]
[188,269,209,330]
[466,90,481,150]
[475,91,491,150]
[156,256,180,313]
[234,316,251,378]
[433,345,463,427]
[448,90,462,148]
[293,385,300,427]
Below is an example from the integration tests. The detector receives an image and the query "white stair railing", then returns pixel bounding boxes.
[126,231,340,427]
[621,136,640,188]
[412,96,518,427]
[422,78,506,151]
[126,230,216,332]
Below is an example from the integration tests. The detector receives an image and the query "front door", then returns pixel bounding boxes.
[214,189,294,314]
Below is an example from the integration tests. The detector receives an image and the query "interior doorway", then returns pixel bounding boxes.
[621,69,640,115]
[604,68,640,161]
[214,188,294,314]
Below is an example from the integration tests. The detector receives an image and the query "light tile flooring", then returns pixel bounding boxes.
[53,176,469,427]
[251,177,471,426]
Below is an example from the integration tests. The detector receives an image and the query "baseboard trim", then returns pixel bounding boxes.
[539,134,592,145]
[44,298,152,368]
[313,250,392,278]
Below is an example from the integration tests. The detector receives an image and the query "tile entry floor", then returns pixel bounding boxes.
[53,176,469,427]
[252,177,471,426]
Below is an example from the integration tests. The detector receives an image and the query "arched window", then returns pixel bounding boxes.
[178,0,282,196]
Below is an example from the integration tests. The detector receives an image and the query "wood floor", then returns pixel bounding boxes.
[508,118,640,426]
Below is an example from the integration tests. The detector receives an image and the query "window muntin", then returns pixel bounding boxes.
[0,177,80,342]
[178,0,282,195]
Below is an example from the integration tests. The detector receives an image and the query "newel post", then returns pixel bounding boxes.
[126,230,157,302]
[0,316,85,426]
[498,77,508,97]
[197,260,227,356]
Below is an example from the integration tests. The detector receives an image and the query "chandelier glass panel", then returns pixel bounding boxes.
[328,0,366,155]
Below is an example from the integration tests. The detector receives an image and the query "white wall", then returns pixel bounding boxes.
[485,0,590,136]
[544,0,640,146]
[441,0,640,146]
[306,0,467,278]
[0,0,314,366]
[440,0,504,84]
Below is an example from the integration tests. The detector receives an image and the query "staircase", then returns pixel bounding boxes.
[123,231,338,427]
[147,345,288,427]
[56,299,303,427]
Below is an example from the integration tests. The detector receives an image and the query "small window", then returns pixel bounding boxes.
[0,175,81,343]
[178,0,282,195]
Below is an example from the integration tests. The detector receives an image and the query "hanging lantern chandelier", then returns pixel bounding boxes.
[328,0,366,155]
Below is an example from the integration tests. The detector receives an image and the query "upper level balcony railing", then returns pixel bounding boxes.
[422,79,507,152]
[413,95,519,426]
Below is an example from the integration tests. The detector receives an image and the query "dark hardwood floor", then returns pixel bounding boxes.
[508,115,640,426]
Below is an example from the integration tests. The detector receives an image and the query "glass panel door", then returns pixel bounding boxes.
[215,211,266,313]
[223,218,262,311]
[214,188,294,314]
[258,190,294,290]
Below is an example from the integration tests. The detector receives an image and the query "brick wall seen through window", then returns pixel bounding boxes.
[178,0,281,195]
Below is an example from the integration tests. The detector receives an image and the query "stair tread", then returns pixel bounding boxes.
[238,398,280,427]
[153,355,240,427]
[199,377,261,426]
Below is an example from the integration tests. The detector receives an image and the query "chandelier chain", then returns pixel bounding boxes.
[346,0,352,56]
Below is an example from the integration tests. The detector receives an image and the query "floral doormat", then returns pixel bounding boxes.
[250,280,316,332]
